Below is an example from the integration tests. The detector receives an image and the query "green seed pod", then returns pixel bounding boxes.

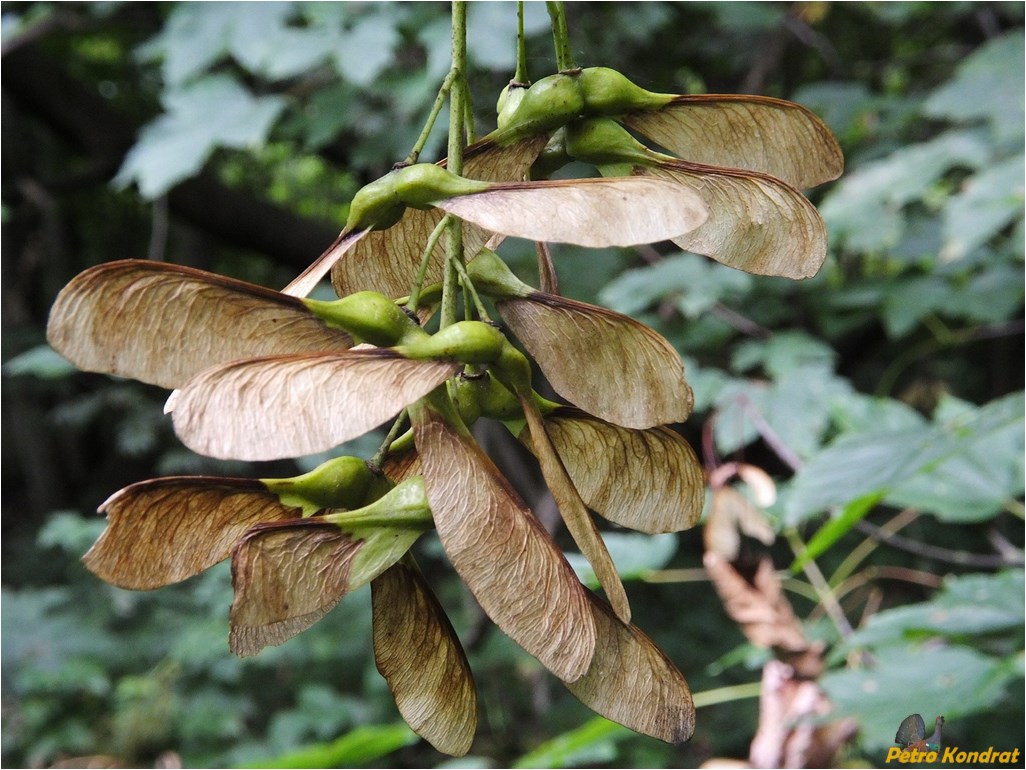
[496,80,530,130]
[345,171,408,232]
[498,72,586,140]
[491,338,534,396]
[564,118,656,166]
[450,374,485,426]
[466,248,533,299]
[577,67,672,115]
[304,291,424,348]
[397,320,507,364]
[345,165,490,232]
[392,163,491,209]
[262,456,377,516]
[323,475,433,533]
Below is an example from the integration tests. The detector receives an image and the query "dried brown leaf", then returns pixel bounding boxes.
[531,407,704,534]
[410,400,596,682]
[566,594,695,744]
[331,135,548,299]
[623,95,843,189]
[46,261,352,389]
[169,350,460,461]
[520,397,631,624]
[703,551,808,655]
[229,520,358,656]
[83,477,299,590]
[497,295,693,429]
[704,486,775,561]
[372,562,477,756]
[640,162,828,279]
[435,176,707,248]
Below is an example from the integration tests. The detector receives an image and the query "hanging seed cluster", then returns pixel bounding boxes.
[47,64,841,755]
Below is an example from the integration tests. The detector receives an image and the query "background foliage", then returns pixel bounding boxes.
[2,2,1023,767]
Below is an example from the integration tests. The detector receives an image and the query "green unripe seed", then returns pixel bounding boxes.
[450,375,484,426]
[397,320,506,364]
[492,339,533,396]
[392,163,490,208]
[345,164,490,232]
[496,81,529,130]
[322,475,433,531]
[577,67,673,115]
[466,249,533,299]
[499,72,586,139]
[345,172,407,232]
[564,118,657,166]
[304,291,426,347]
[262,456,376,516]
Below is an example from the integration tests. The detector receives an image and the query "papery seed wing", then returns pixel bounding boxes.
[435,176,707,248]
[623,94,843,189]
[640,162,828,279]
[530,407,704,534]
[520,397,631,624]
[372,562,477,756]
[380,444,422,484]
[497,295,693,429]
[229,520,359,657]
[46,260,353,389]
[281,228,369,298]
[566,594,695,744]
[410,401,597,682]
[83,477,300,590]
[170,350,459,461]
[331,135,548,299]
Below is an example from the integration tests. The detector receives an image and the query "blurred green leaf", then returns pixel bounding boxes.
[565,532,678,588]
[843,570,1025,649]
[786,392,1024,523]
[115,74,286,197]
[513,717,629,769]
[2,345,77,379]
[790,491,886,573]
[822,644,1017,751]
[246,723,418,769]
[924,31,1025,144]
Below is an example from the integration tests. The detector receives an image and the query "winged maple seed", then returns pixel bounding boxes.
[45,56,843,756]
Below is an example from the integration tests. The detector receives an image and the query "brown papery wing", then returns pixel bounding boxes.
[623,94,843,190]
[331,135,549,299]
[46,260,352,389]
[169,350,459,461]
[533,408,704,534]
[436,176,707,248]
[497,294,693,429]
[641,161,828,279]
[410,401,597,682]
[229,520,359,657]
[566,594,695,744]
[84,477,299,590]
[372,562,478,756]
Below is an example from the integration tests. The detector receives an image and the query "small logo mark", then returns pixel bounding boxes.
[894,713,945,752]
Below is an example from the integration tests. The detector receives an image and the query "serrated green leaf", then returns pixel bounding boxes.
[822,645,1013,751]
[786,392,1024,523]
[115,74,285,198]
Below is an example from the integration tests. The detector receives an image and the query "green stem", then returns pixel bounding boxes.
[546,1,576,71]
[406,214,451,312]
[441,0,468,330]
[452,257,491,321]
[515,1,529,83]
[405,69,457,166]
[370,408,410,470]
[691,681,762,709]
